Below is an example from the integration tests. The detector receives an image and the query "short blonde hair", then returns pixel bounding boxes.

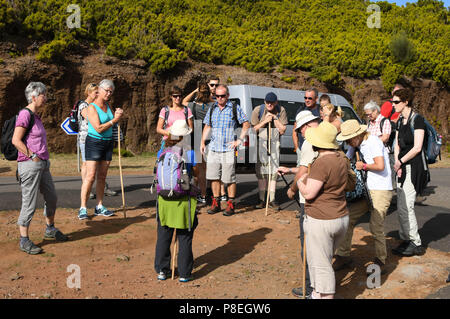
[84,83,98,97]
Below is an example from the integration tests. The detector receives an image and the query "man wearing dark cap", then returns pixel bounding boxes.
[251,92,288,210]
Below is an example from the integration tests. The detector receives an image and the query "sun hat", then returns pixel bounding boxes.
[168,120,192,137]
[295,110,319,132]
[305,121,339,149]
[265,92,278,103]
[336,119,368,141]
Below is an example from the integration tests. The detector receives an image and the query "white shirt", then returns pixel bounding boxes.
[360,135,392,191]
[298,140,318,203]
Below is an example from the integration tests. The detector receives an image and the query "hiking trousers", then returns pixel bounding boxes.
[17,160,57,227]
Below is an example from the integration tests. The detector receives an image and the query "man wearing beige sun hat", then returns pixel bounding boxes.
[333,119,393,274]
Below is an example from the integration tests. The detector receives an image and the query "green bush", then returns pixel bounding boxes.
[113,148,134,157]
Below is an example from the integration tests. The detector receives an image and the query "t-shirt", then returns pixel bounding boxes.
[380,101,400,122]
[398,112,426,160]
[188,101,213,121]
[250,105,288,140]
[360,135,392,191]
[295,105,320,149]
[159,106,193,141]
[77,101,89,144]
[298,140,318,204]
[305,152,349,220]
[15,109,50,162]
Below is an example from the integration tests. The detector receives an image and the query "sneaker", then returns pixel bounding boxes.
[179,276,193,283]
[89,192,96,199]
[399,241,425,257]
[104,187,118,197]
[44,228,69,242]
[269,201,280,211]
[207,197,221,215]
[292,287,312,299]
[223,200,235,216]
[220,195,228,202]
[392,240,411,255]
[196,195,207,206]
[78,207,88,220]
[254,200,266,209]
[332,255,353,271]
[157,271,168,281]
[94,205,115,217]
[20,240,42,255]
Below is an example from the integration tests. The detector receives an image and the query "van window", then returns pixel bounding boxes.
[339,106,360,123]
[229,98,241,106]
[251,98,304,125]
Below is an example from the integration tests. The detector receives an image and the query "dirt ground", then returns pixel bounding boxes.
[0,203,449,299]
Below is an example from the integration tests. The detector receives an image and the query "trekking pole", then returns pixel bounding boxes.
[118,125,126,218]
[171,229,178,280]
[265,121,272,216]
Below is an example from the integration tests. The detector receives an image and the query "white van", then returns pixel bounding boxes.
[227,85,362,165]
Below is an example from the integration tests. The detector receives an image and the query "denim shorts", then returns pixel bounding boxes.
[85,135,113,161]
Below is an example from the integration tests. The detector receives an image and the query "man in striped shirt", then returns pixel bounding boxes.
[200,84,250,216]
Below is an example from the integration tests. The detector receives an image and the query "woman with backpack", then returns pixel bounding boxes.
[154,120,198,282]
[78,79,123,220]
[156,86,193,158]
[12,82,68,255]
[182,82,213,205]
[391,88,428,257]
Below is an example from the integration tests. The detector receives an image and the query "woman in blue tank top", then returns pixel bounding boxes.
[79,79,124,220]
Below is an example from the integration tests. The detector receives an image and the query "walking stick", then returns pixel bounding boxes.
[265,121,272,216]
[171,229,178,280]
[118,125,126,218]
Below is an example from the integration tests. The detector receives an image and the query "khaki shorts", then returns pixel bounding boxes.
[206,150,236,184]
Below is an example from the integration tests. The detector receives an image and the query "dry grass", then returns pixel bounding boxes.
[1,150,449,177]
[0,152,157,177]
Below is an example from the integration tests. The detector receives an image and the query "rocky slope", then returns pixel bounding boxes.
[0,48,448,154]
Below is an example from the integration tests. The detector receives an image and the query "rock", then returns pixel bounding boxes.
[116,254,130,262]
[10,273,23,281]
[400,265,424,279]
[278,219,290,225]
[42,293,52,299]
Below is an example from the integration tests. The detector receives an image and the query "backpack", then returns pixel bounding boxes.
[152,146,194,199]
[1,108,35,161]
[208,101,240,128]
[410,113,442,164]
[379,117,396,153]
[68,100,85,133]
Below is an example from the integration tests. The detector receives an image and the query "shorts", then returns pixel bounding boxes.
[85,135,113,162]
[206,150,236,184]
[79,143,86,162]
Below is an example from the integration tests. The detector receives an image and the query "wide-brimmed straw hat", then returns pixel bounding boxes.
[168,120,192,137]
[295,110,319,132]
[305,121,339,149]
[336,119,367,141]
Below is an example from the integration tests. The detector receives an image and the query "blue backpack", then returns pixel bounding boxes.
[410,114,442,164]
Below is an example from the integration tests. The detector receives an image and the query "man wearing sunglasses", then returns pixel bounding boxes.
[201,84,250,216]
[292,88,320,166]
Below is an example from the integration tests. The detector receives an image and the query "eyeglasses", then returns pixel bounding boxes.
[215,94,227,98]
[392,100,402,104]
[102,87,113,94]
[304,97,314,100]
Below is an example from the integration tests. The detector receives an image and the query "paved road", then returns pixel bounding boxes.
[1,169,449,254]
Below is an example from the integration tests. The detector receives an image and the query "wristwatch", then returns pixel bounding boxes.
[30,153,37,160]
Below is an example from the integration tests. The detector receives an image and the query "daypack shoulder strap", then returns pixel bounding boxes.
[163,105,170,129]
[21,108,35,138]
[258,104,265,120]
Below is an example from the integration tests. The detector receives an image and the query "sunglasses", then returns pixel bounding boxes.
[209,83,218,87]
[215,94,227,98]
[304,97,314,100]
[392,100,402,104]
[172,95,181,98]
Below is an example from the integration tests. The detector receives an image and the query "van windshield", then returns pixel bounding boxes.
[251,98,304,125]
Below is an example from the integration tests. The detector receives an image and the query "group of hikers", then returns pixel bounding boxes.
[9,77,431,298]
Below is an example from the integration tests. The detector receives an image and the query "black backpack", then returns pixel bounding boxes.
[68,100,85,133]
[1,108,35,161]
[379,117,396,153]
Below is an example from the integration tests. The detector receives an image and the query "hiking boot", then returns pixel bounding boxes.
[20,239,42,255]
[392,240,411,255]
[196,195,207,206]
[223,200,235,216]
[292,287,312,299]
[89,192,96,199]
[332,255,353,271]
[104,185,118,196]
[399,241,425,257]
[220,195,228,202]
[254,200,266,209]
[44,228,69,242]
[78,207,88,220]
[366,258,386,275]
[94,205,115,217]
[207,197,221,215]
[269,201,280,211]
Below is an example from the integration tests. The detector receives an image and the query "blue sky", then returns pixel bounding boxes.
[375,0,450,6]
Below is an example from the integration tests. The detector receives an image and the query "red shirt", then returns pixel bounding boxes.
[380,100,400,122]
